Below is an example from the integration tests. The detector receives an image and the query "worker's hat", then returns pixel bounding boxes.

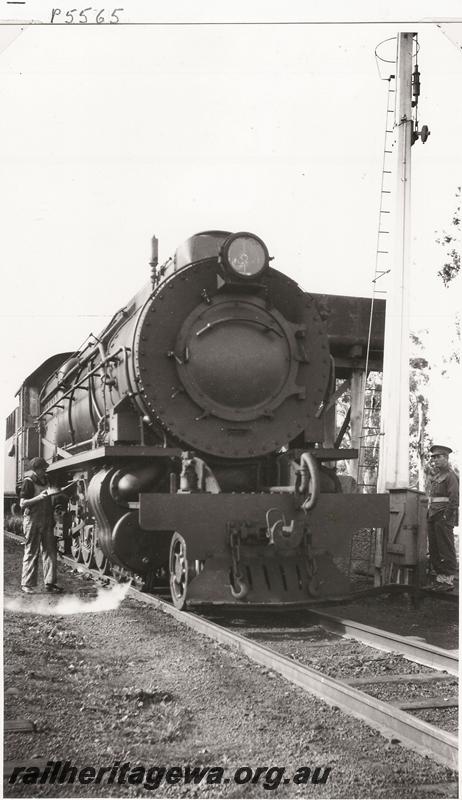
[429,445,452,457]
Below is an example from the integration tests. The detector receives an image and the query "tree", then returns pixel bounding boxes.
[436,187,460,286]
[441,313,460,373]
[334,336,431,492]
[409,332,431,490]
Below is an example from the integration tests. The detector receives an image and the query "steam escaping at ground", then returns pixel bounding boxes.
[4,581,131,615]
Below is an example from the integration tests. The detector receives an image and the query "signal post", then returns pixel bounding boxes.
[376,33,429,587]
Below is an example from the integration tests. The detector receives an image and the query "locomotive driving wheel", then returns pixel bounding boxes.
[70,523,83,562]
[81,525,95,568]
[94,545,109,575]
[71,537,81,561]
[169,532,189,609]
[94,527,109,575]
[69,479,89,564]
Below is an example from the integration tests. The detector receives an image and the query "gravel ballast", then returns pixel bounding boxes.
[3,537,458,798]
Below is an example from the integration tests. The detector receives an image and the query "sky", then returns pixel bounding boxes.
[1,2,461,467]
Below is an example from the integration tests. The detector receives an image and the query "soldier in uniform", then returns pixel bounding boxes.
[427,445,459,591]
[19,456,63,594]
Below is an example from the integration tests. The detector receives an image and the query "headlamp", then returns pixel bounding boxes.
[220,232,269,280]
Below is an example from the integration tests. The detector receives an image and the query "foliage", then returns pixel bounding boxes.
[436,187,460,286]
[334,334,431,490]
[335,373,381,489]
[409,332,431,489]
[441,313,460,372]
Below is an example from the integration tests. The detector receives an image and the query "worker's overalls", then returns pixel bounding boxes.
[21,475,57,588]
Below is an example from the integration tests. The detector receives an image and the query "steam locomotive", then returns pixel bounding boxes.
[5,230,389,607]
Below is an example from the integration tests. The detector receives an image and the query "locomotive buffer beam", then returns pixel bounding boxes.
[137,492,389,604]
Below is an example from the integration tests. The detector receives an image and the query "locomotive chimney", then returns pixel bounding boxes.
[150,235,159,288]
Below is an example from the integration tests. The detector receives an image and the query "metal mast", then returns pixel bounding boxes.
[377,33,414,492]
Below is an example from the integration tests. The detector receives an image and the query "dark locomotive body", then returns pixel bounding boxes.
[5,231,389,606]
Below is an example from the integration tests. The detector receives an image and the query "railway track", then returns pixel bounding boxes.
[5,531,459,772]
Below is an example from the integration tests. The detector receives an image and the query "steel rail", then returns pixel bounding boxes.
[4,532,458,770]
[123,586,458,771]
[306,609,459,676]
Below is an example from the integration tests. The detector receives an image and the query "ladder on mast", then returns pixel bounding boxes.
[348,74,397,579]
[356,74,397,494]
